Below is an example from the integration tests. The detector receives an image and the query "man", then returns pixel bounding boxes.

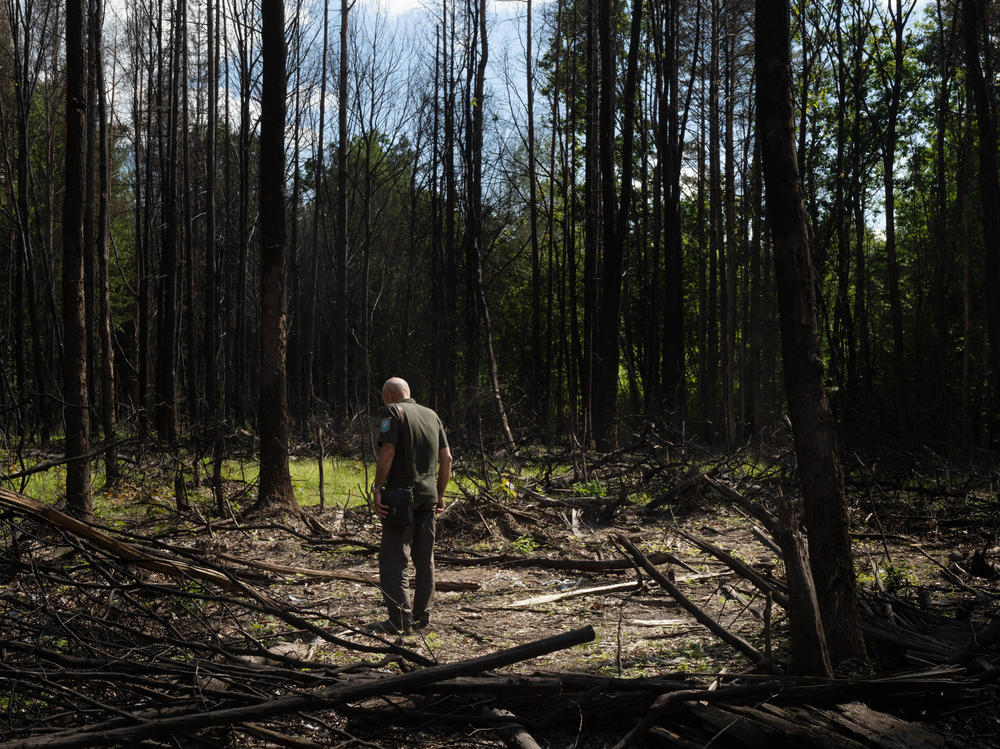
[371,377,451,634]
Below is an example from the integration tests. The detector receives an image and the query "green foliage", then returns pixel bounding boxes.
[0,0,995,458]
[628,492,650,506]
[857,559,914,595]
[510,535,540,556]
[881,561,914,593]
[572,480,607,497]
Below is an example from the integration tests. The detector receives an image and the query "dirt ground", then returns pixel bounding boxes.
[201,463,1000,747]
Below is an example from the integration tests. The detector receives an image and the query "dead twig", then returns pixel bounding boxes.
[510,581,642,608]
[615,535,765,666]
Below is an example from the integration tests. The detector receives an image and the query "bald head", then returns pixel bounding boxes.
[382,377,410,405]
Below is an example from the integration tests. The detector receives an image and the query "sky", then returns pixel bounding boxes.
[364,0,427,15]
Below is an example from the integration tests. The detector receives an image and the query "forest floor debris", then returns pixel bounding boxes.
[1,444,999,747]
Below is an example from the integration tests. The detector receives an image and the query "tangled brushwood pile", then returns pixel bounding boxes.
[0,444,999,747]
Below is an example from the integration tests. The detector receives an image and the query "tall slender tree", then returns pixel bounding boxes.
[205,0,220,421]
[5,0,55,440]
[705,0,722,440]
[593,0,643,449]
[582,0,599,446]
[873,0,917,433]
[258,0,296,511]
[526,0,542,420]
[756,0,865,664]
[63,0,91,518]
[659,0,699,415]
[303,0,329,418]
[963,0,1000,422]
[334,0,349,413]
[721,13,738,446]
[592,0,618,449]
[154,0,183,441]
[95,0,118,484]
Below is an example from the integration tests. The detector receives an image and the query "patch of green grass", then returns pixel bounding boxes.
[216,456,373,509]
[4,452,467,521]
[2,463,67,504]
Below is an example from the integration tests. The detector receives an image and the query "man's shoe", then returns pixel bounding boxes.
[412,612,430,629]
[365,619,409,636]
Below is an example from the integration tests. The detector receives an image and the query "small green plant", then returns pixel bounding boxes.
[573,480,608,497]
[857,560,914,594]
[510,535,539,556]
[881,561,914,593]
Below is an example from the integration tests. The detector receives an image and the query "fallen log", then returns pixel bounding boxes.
[422,672,694,696]
[437,550,698,574]
[751,524,783,556]
[611,675,965,749]
[0,488,243,592]
[950,615,1000,666]
[826,702,947,749]
[0,626,597,749]
[482,707,542,749]
[0,439,133,483]
[687,701,869,749]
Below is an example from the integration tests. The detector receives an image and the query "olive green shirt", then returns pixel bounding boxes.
[377,398,449,510]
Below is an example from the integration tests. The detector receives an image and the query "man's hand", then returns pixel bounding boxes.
[436,447,452,514]
[372,442,395,519]
[373,488,389,518]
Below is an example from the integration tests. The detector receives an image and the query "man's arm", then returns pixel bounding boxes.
[435,447,452,513]
[372,442,395,518]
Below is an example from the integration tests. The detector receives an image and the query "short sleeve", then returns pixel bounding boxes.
[377,406,402,446]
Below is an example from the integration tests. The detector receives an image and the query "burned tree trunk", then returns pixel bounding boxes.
[258,0,296,512]
[755,0,865,665]
[95,0,118,485]
[63,0,91,519]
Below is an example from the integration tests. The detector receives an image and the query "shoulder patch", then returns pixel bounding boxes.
[379,417,391,433]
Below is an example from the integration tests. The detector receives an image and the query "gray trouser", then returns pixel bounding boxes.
[378,510,436,626]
